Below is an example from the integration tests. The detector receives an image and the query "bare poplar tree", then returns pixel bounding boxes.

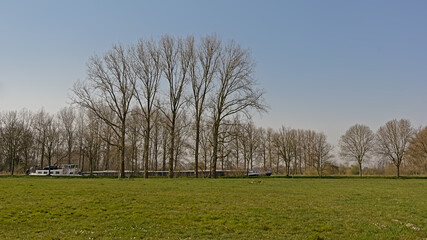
[19,109,34,172]
[33,109,50,170]
[0,111,25,175]
[376,119,415,177]
[84,111,102,177]
[58,107,76,164]
[72,44,135,178]
[190,35,221,178]
[160,35,192,178]
[339,124,374,176]
[266,128,275,170]
[132,38,161,178]
[128,109,142,175]
[45,117,58,175]
[275,126,293,176]
[210,41,266,178]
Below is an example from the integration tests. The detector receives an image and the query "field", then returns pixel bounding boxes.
[0,177,426,240]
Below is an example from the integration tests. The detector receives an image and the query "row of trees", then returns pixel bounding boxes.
[1,106,425,177]
[71,35,266,178]
[339,120,426,177]
[0,107,332,177]
[1,35,425,177]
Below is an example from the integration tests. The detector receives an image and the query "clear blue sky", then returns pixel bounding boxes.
[1,0,426,146]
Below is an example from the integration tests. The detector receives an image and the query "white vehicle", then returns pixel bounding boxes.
[30,164,81,176]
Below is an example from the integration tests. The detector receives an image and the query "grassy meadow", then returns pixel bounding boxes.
[0,176,425,239]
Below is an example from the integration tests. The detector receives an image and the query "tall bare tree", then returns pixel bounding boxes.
[190,35,221,178]
[84,111,102,176]
[45,118,59,175]
[160,35,192,178]
[58,106,76,164]
[0,111,25,175]
[339,124,374,176]
[376,119,415,177]
[72,44,136,178]
[19,109,34,172]
[33,109,51,170]
[132,38,161,178]
[275,126,293,176]
[210,41,266,178]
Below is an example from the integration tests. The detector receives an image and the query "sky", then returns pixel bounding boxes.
[1,0,427,148]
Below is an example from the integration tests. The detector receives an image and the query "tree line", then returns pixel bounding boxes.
[1,35,425,177]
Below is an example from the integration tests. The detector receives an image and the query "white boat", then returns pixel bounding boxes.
[29,164,82,176]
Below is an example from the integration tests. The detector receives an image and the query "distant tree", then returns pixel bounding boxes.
[128,109,142,175]
[72,44,136,178]
[19,109,35,171]
[313,132,333,177]
[230,117,242,169]
[339,124,375,176]
[266,127,275,170]
[45,117,58,175]
[33,109,51,170]
[84,111,102,177]
[376,119,415,177]
[258,127,268,171]
[0,111,25,175]
[406,126,427,174]
[301,129,316,172]
[275,126,293,176]
[58,106,76,165]
[150,110,162,171]
[210,41,266,178]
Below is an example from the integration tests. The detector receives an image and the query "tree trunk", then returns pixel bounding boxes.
[119,125,126,178]
[144,119,150,179]
[211,121,219,178]
[168,118,176,178]
[194,119,200,178]
[396,163,400,178]
[162,137,167,172]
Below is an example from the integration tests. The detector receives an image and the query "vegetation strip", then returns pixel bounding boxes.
[0,177,425,239]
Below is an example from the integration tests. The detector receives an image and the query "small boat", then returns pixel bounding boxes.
[29,164,82,176]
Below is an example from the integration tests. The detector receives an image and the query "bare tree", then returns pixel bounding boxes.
[275,126,293,176]
[376,119,415,177]
[160,35,192,178]
[190,35,221,178]
[33,109,51,170]
[45,117,59,175]
[266,128,275,170]
[19,109,35,172]
[313,132,333,178]
[132,38,161,178]
[128,109,142,175]
[72,44,135,178]
[84,111,102,177]
[0,111,25,175]
[339,124,375,176]
[230,117,242,170]
[210,41,266,178]
[58,106,76,164]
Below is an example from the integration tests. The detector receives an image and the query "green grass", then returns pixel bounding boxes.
[0,177,425,239]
